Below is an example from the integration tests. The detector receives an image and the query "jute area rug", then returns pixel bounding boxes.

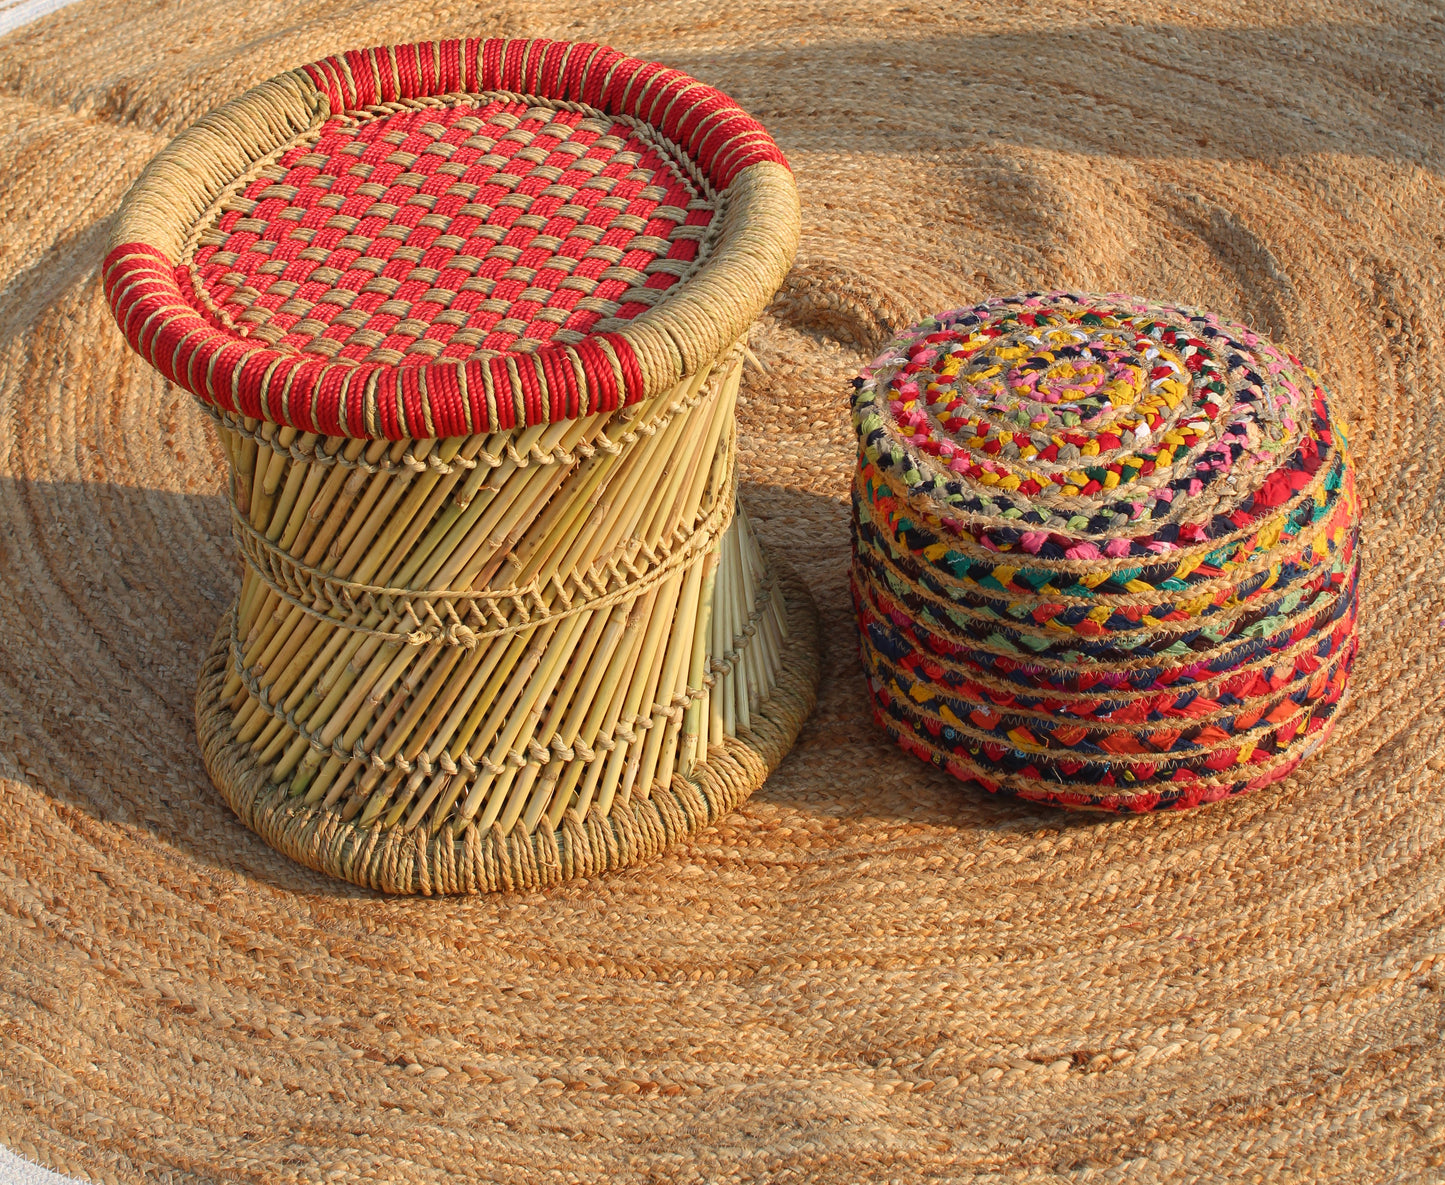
[3,2,1444,1181]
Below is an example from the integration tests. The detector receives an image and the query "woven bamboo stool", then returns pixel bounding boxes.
[851,292,1360,812]
[103,38,819,892]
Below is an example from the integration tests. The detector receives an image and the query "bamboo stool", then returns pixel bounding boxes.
[103,38,819,892]
[850,293,1360,812]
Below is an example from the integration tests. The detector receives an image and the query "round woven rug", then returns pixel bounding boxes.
[2,2,1443,1182]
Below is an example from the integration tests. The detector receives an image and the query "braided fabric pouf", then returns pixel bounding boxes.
[851,292,1360,812]
[102,38,819,892]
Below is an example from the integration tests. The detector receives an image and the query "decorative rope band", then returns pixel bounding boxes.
[199,342,730,474]
[204,403,597,474]
[102,38,801,441]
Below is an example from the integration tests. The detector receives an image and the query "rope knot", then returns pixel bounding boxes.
[444,622,477,649]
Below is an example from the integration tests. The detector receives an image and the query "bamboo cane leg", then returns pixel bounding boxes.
[233,427,258,519]
[604,570,686,815]
[223,354,778,844]
[489,609,594,833]
[537,603,631,829]
[333,620,524,823]
[556,591,655,824]
[410,627,543,829]
[707,539,730,751]
[326,417,632,818]
[247,427,297,532]
[274,612,427,783]
[435,617,565,831]
[724,523,750,734]
[291,637,445,798]
[251,438,468,759]
[396,606,590,832]
[239,442,498,744]
[512,600,629,833]
[225,438,382,702]
[735,507,781,706]
[679,547,721,778]
[231,433,546,786]
[296,426,600,792]
[633,556,706,800]
[325,621,524,812]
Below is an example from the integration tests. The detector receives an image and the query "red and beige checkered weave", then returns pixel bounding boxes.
[186,100,716,364]
[102,38,796,440]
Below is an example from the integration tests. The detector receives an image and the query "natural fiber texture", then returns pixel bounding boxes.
[851,294,1360,811]
[198,567,818,894]
[3,0,1445,1180]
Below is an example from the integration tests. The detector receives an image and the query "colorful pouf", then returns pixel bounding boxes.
[850,292,1361,812]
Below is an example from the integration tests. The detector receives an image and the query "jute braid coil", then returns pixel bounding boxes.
[851,292,1361,812]
[101,36,819,891]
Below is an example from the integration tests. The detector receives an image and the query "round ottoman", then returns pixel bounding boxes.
[850,292,1360,811]
[104,38,819,891]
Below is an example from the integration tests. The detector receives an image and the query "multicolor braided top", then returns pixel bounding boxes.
[850,292,1360,811]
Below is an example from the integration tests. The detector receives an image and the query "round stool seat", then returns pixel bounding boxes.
[850,292,1360,812]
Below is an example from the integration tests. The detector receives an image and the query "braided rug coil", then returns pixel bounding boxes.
[851,293,1360,811]
[4,2,1445,1182]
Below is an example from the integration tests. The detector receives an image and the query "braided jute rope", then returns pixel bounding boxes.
[851,293,1362,811]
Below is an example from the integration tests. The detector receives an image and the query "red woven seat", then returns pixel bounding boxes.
[188,100,715,364]
[104,38,794,439]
